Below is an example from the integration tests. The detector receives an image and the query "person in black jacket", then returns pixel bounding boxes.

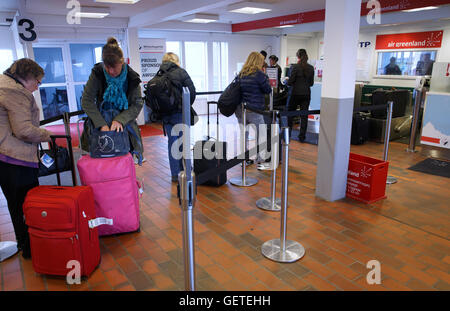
[286,49,314,142]
[158,52,196,182]
[269,55,283,93]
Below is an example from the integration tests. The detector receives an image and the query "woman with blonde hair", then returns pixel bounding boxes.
[235,51,271,164]
[157,52,196,182]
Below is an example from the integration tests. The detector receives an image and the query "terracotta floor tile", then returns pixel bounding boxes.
[116,256,140,275]
[2,132,449,292]
[151,273,175,290]
[303,273,337,291]
[204,265,233,285]
[104,268,128,288]
[3,271,24,291]
[328,274,363,291]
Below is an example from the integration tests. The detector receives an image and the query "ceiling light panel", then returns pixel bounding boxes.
[228,1,273,14]
[94,0,141,4]
[75,6,110,18]
[181,13,219,23]
[402,6,438,12]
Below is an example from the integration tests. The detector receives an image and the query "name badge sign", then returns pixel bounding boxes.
[266,68,278,88]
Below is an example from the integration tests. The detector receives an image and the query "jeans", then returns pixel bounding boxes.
[0,161,38,255]
[235,106,266,162]
[162,113,183,178]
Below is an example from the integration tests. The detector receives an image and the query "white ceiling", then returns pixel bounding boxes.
[1,0,449,35]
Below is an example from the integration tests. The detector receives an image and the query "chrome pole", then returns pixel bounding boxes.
[179,87,196,291]
[406,90,422,153]
[258,88,274,171]
[383,101,397,184]
[230,103,258,187]
[256,110,281,211]
[261,125,305,263]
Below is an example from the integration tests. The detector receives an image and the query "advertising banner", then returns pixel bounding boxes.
[375,31,443,50]
[139,38,166,84]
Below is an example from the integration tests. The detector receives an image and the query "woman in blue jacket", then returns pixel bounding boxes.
[235,51,271,164]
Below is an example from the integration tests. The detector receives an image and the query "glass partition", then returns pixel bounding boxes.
[376,50,437,76]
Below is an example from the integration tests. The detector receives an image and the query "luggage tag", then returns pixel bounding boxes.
[88,217,114,229]
[40,153,54,168]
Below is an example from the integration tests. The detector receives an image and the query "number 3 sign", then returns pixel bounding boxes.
[18,18,37,42]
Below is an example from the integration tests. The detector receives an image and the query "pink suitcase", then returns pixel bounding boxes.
[77,153,140,236]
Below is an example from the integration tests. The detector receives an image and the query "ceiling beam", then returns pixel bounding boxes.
[128,0,242,28]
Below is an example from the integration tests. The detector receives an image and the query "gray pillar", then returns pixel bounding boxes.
[315,0,362,202]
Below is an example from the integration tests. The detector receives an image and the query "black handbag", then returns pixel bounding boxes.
[38,141,71,177]
[218,76,241,117]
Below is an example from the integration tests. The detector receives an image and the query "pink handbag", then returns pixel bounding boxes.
[77,153,140,236]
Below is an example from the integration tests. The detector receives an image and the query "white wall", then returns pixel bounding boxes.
[139,30,280,86]
[0,26,17,72]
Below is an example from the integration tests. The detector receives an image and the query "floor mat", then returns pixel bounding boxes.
[408,158,450,178]
[139,124,164,137]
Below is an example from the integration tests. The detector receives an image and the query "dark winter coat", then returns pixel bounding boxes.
[80,63,143,154]
[288,63,315,96]
[240,70,272,111]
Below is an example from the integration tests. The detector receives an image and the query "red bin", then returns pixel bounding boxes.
[346,153,389,204]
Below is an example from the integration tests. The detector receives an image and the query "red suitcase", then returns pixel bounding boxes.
[23,186,101,277]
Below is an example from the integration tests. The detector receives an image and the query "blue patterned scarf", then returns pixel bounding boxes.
[103,64,128,111]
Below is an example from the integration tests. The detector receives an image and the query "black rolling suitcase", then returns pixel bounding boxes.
[194,101,227,186]
[351,112,370,145]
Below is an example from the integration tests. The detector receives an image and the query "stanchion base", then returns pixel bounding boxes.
[386,176,397,184]
[261,239,305,263]
[229,177,258,187]
[256,197,281,211]
[405,148,418,153]
[257,163,272,171]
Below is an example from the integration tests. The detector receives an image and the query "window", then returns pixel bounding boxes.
[185,41,207,92]
[376,50,437,76]
[70,44,103,82]
[212,42,228,91]
[0,50,14,73]
[166,41,182,65]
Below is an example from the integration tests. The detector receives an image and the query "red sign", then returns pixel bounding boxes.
[375,30,443,50]
[232,0,450,32]
[232,9,325,32]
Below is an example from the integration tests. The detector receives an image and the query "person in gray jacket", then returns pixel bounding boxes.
[0,58,52,259]
[80,37,144,162]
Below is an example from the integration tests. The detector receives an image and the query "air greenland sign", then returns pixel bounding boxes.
[375,30,443,50]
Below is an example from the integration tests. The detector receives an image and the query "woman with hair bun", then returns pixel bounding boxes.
[0,58,52,259]
[80,37,144,162]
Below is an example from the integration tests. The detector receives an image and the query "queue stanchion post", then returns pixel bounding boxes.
[256,110,281,211]
[406,89,422,153]
[178,87,196,291]
[258,87,274,171]
[383,101,397,185]
[230,103,258,187]
[261,117,305,262]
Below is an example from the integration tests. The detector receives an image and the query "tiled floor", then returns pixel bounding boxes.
[1,117,449,291]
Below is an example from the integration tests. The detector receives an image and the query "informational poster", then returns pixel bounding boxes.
[266,67,278,88]
[139,38,166,84]
[421,93,450,149]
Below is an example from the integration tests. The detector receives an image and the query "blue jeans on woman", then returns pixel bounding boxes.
[162,112,183,180]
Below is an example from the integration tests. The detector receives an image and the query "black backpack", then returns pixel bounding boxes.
[144,68,182,117]
[218,76,241,117]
